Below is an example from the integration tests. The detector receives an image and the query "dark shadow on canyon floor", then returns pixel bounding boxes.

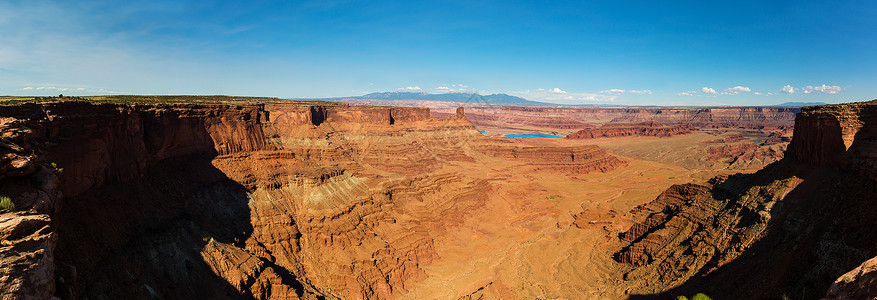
[53,154,254,299]
[628,161,877,299]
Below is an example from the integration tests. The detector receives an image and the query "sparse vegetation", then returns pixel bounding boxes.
[545,194,562,200]
[676,293,713,300]
[0,196,15,212]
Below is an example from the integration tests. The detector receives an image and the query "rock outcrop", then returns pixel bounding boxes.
[433,106,798,131]
[0,213,57,300]
[821,255,877,300]
[474,143,627,174]
[705,142,786,169]
[0,100,628,299]
[617,100,877,299]
[566,121,693,139]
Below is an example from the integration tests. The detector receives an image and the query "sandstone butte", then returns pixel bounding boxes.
[565,121,695,139]
[0,97,875,299]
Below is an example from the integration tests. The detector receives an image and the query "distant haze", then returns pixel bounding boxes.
[306,92,831,107]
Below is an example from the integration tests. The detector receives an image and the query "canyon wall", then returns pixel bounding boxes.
[434,106,799,130]
[617,100,877,299]
[0,100,627,299]
[566,121,694,139]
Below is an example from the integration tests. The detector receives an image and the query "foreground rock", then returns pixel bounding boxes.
[821,256,877,300]
[617,100,877,299]
[0,213,57,300]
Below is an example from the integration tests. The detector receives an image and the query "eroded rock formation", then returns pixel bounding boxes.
[821,255,877,300]
[433,106,798,131]
[704,142,786,169]
[0,100,627,299]
[617,100,877,299]
[566,121,693,139]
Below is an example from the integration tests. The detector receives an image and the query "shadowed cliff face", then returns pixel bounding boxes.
[0,101,630,299]
[617,101,877,299]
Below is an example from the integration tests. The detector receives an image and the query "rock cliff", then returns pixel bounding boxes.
[618,100,877,299]
[0,100,627,299]
[565,121,693,139]
[434,106,798,130]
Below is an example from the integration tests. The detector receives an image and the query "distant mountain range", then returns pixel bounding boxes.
[296,92,832,108]
[773,102,828,107]
[310,92,558,107]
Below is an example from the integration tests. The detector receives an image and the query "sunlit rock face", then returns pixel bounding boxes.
[0,101,628,299]
[615,100,877,299]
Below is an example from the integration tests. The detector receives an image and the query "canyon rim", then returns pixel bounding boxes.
[0,96,875,299]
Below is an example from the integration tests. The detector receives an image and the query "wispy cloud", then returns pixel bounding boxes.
[701,87,718,94]
[15,86,124,94]
[600,89,625,95]
[802,84,841,94]
[629,90,653,95]
[435,84,470,93]
[510,88,615,104]
[780,85,795,93]
[398,86,421,91]
[677,91,697,96]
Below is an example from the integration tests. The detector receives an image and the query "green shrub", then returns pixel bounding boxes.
[0,196,14,212]
[677,294,712,300]
[692,293,713,300]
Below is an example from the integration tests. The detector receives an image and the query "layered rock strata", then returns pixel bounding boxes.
[0,100,627,299]
[617,100,877,299]
[566,121,693,139]
[434,106,799,130]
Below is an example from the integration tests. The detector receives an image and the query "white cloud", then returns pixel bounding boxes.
[677,91,697,96]
[725,86,751,94]
[629,90,653,94]
[434,84,470,93]
[780,85,795,94]
[510,88,615,104]
[701,87,718,94]
[753,92,762,95]
[600,89,625,95]
[399,86,421,91]
[802,84,841,94]
[15,86,123,94]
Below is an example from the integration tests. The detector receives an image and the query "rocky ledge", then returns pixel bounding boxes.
[565,121,694,139]
[616,99,877,299]
[0,100,628,299]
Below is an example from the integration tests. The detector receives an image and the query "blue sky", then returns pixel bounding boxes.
[1,0,875,105]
